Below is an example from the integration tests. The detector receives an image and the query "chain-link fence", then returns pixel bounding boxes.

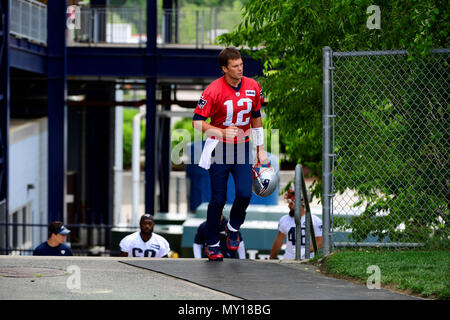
[322,48,449,249]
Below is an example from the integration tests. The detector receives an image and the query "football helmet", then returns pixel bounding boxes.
[252,163,279,197]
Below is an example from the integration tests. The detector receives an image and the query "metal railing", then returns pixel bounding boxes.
[8,3,242,48]
[68,6,242,47]
[295,164,319,259]
[322,47,449,249]
[10,0,47,45]
[159,8,242,47]
[70,7,146,46]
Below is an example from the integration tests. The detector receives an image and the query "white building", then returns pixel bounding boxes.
[8,117,48,254]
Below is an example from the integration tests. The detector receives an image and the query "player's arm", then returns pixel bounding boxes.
[250,116,269,164]
[192,116,238,140]
[161,239,171,258]
[237,241,246,259]
[310,218,323,252]
[119,239,128,257]
[269,231,286,259]
[311,236,323,253]
[193,243,203,258]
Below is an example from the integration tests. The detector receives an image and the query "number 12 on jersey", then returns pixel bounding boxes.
[223,98,253,126]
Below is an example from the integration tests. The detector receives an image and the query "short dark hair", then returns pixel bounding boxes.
[48,221,64,238]
[218,47,242,68]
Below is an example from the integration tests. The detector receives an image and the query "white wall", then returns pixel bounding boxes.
[9,118,48,252]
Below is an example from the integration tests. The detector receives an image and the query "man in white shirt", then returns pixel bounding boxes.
[270,189,323,260]
[120,214,170,258]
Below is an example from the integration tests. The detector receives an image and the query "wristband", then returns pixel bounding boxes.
[251,127,264,146]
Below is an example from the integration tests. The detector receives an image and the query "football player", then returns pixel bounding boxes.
[119,214,170,258]
[269,189,323,260]
[193,47,268,261]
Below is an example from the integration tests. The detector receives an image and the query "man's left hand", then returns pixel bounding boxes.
[257,148,269,165]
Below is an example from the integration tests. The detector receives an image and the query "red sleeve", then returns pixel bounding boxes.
[194,87,214,119]
[253,81,262,112]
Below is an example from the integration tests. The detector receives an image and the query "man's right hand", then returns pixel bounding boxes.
[223,125,239,140]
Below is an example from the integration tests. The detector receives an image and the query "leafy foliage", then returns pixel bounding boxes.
[123,108,146,169]
[218,0,449,241]
[218,0,448,173]
[332,53,449,243]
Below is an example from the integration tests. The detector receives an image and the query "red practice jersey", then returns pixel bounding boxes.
[194,76,262,143]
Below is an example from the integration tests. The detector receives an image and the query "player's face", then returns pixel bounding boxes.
[223,58,243,81]
[140,219,154,235]
[54,233,67,245]
[288,200,306,217]
[288,200,294,211]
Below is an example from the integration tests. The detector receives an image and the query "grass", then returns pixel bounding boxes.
[313,248,450,299]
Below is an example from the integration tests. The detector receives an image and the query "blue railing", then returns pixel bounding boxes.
[9,2,243,48]
[10,0,47,45]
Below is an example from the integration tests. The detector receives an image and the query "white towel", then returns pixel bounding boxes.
[198,138,219,170]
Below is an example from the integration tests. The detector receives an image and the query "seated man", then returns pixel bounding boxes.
[33,221,73,256]
[120,214,170,258]
[270,189,322,260]
[193,214,246,259]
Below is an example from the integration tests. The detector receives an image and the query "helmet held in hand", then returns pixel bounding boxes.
[252,164,279,197]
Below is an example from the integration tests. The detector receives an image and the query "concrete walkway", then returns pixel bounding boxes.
[0,256,419,301]
[0,256,237,300]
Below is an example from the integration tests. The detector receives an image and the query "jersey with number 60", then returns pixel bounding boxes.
[119,231,170,258]
[194,76,262,144]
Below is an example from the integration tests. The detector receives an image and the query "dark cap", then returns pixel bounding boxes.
[56,226,71,236]
[49,221,71,236]
[140,214,154,223]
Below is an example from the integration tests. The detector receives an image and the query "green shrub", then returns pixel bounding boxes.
[123,108,146,169]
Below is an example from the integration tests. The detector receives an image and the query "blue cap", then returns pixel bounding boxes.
[55,225,71,236]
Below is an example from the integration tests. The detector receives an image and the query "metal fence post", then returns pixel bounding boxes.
[294,165,302,260]
[322,47,333,256]
[138,9,142,46]
[201,9,205,48]
[195,10,199,48]
[176,176,180,213]
[300,164,311,259]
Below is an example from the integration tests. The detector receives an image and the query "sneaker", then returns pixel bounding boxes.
[205,245,223,261]
[225,226,241,251]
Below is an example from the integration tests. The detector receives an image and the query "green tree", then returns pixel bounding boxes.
[218,0,449,242]
[219,0,448,174]
[123,108,146,169]
[332,53,449,243]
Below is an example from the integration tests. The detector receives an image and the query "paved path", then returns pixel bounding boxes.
[0,256,419,301]
[0,256,237,300]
